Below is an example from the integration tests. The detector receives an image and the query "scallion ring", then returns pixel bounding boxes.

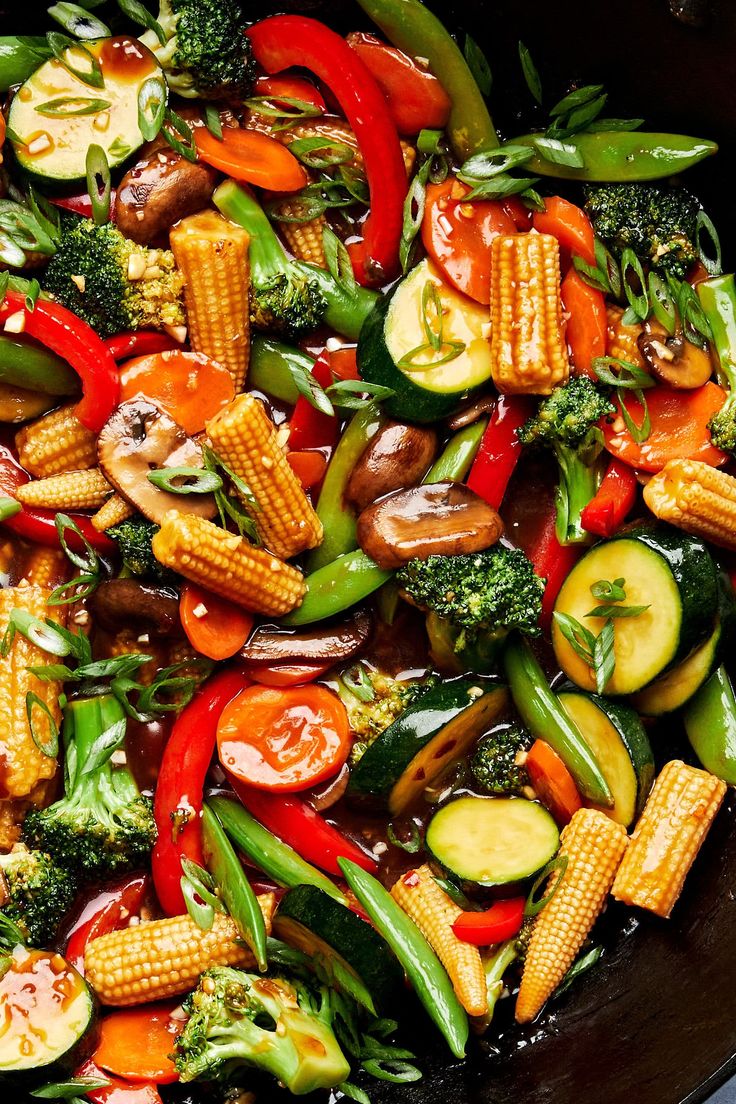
[46,31,104,89]
[147,466,222,495]
[26,691,60,758]
[647,271,677,336]
[85,143,111,225]
[9,609,70,656]
[47,2,111,40]
[137,77,166,142]
[620,248,649,322]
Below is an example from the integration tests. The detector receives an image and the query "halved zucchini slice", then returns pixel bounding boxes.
[426,795,559,886]
[274,885,403,1014]
[552,524,718,695]
[558,690,654,826]
[348,679,508,815]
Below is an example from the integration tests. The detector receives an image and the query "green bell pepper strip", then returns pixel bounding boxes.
[285,551,391,626]
[697,274,736,388]
[248,336,311,405]
[0,37,50,91]
[503,636,613,806]
[293,262,379,341]
[307,403,385,572]
[682,665,736,784]
[355,0,497,160]
[513,131,717,182]
[339,858,468,1059]
[201,802,268,972]
[206,795,347,904]
[0,335,79,396]
[423,418,486,483]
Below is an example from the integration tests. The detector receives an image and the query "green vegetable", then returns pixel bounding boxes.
[340,668,426,767]
[248,336,310,404]
[476,924,533,1030]
[174,967,350,1092]
[512,131,717,182]
[43,219,185,339]
[338,858,468,1059]
[470,723,532,796]
[584,184,701,280]
[202,803,267,972]
[23,695,156,882]
[423,419,486,483]
[107,516,173,581]
[206,796,345,903]
[0,335,78,396]
[683,665,736,784]
[0,845,77,947]
[294,261,379,342]
[517,377,614,545]
[698,274,736,453]
[282,551,392,627]
[0,37,51,92]
[504,636,612,806]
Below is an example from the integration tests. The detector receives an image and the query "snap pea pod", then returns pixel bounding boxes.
[355,0,497,160]
[683,665,736,784]
[423,418,486,484]
[697,274,736,384]
[503,636,613,806]
[285,550,391,626]
[201,802,268,972]
[339,858,469,1059]
[294,262,379,341]
[513,131,717,182]
[0,37,50,91]
[248,335,310,405]
[0,335,79,396]
[207,795,346,904]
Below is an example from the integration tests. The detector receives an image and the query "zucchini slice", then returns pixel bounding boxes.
[357,258,493,422]
[558,690,654,826]
[552,524,718,695]
[0,948,95,1072]
[9,36,165,182]
[274,885,403,1014]
[426,796,559,886]
[348,679,508,815]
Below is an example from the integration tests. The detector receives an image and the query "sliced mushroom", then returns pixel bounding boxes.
[90,579,180,637]
[98,399,217,525]
[241,608,372,663]
[346,422,438,513]
[446,394,496,432]
[357,481,503,570]
[638,320,713,390]
[115,144,217,245]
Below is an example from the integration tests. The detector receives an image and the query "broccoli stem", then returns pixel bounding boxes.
[214,180,295,283]
[554,445,601,546]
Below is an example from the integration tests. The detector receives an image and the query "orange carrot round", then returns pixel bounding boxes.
[195,126,308,192]
[286,449,328,490]
[118,350,234,435]
[180,582,254,661]
[93,1002,183,1084]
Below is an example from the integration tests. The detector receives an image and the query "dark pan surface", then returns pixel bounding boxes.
[3,1,736,1100]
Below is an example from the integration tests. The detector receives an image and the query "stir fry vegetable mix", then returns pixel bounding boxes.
[0,0,733,1096]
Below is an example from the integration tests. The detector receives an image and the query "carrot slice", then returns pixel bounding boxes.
[526,739,582,826]
[195,126,308,192]
[118,350,234,435]
[93,1003,183,1084]
[217,684,350,791]
[532,195,596,266]
[286,449,328,489]
[329,345,360,381]
[561,268,606,378]
[180,582,254,661]
[602,381,729,472]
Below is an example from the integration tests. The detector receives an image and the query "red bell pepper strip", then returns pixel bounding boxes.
[229,775,377,876]
[51,190,117,221]
[0,291,118,433]
[247,15,407,286]
[580,456,638,538]
[346,31,451,134]
[152,669,249,915]
[253,74,327,114]
[288,351,337,451]
[451,897,525,946]
[105,331,178,362]
[466,396,533,511]
[75,1059,161,1104]
[532,196,596,267]
[65,874,149,973]
[525,503,582,629]
[561,268,607,379]
[0,442,115,554]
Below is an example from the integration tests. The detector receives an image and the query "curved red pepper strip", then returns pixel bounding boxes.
[51,190,117,221]
[75,1059,161,1104]
[580,456,638,538]
[65,874,149,973]
[466,396,534,511]
[229,775,377,876]
[526,504,581,629]
[152,669,249,916]
[0,291,119,433]
[451,896,525,945]
[105,331,178,362]
[247,15,407,286]
[288,351,338,452]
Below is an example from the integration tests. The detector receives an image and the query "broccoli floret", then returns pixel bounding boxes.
[139,0,255,100]
[470,724,532,796]
[24,695,156,882]
[108,516,173,581]
[340,669,433,766]
[517,377,614,546]
[0,844,77,947]
[43,219,185,339]
[174,967,350,1094]
[584,183,701,279]
[397,547,544,674]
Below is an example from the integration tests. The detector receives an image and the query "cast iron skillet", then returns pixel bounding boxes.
[4,1,736,1100]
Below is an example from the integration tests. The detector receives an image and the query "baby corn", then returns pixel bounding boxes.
[170,210,251,391]
[277,204,328,267]
[390,864,487,1017]
[206,394,322,559]
[606,305,646,369]
[490,233,570,395]
[152,511,306,616]
[92,493,135,532]
[643,458,736,550]
[16,468,111,512]
[612,760,726,918]
[17,547,68,589]
[15,404,98,477]
[515,809,628,1024]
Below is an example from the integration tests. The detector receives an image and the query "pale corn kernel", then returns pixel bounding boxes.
[643,459,736,551]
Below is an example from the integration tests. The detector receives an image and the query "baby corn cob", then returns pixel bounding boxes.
[643,458,736,551]
[16,468,111,512]
[612,760,726,918]
[206,394,322,559]
[490,233,570,395]
[15,404,98,477]
[170,210,251,391]
[152,511,306,616]
[85,896,276,1006]
[277,202,328,267]
[390,864,487,1017]
[0,586,67,799]
[17,547,68,589]
[92,493,135,532]
[606,305,646,369]
[515,809,628,1024]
